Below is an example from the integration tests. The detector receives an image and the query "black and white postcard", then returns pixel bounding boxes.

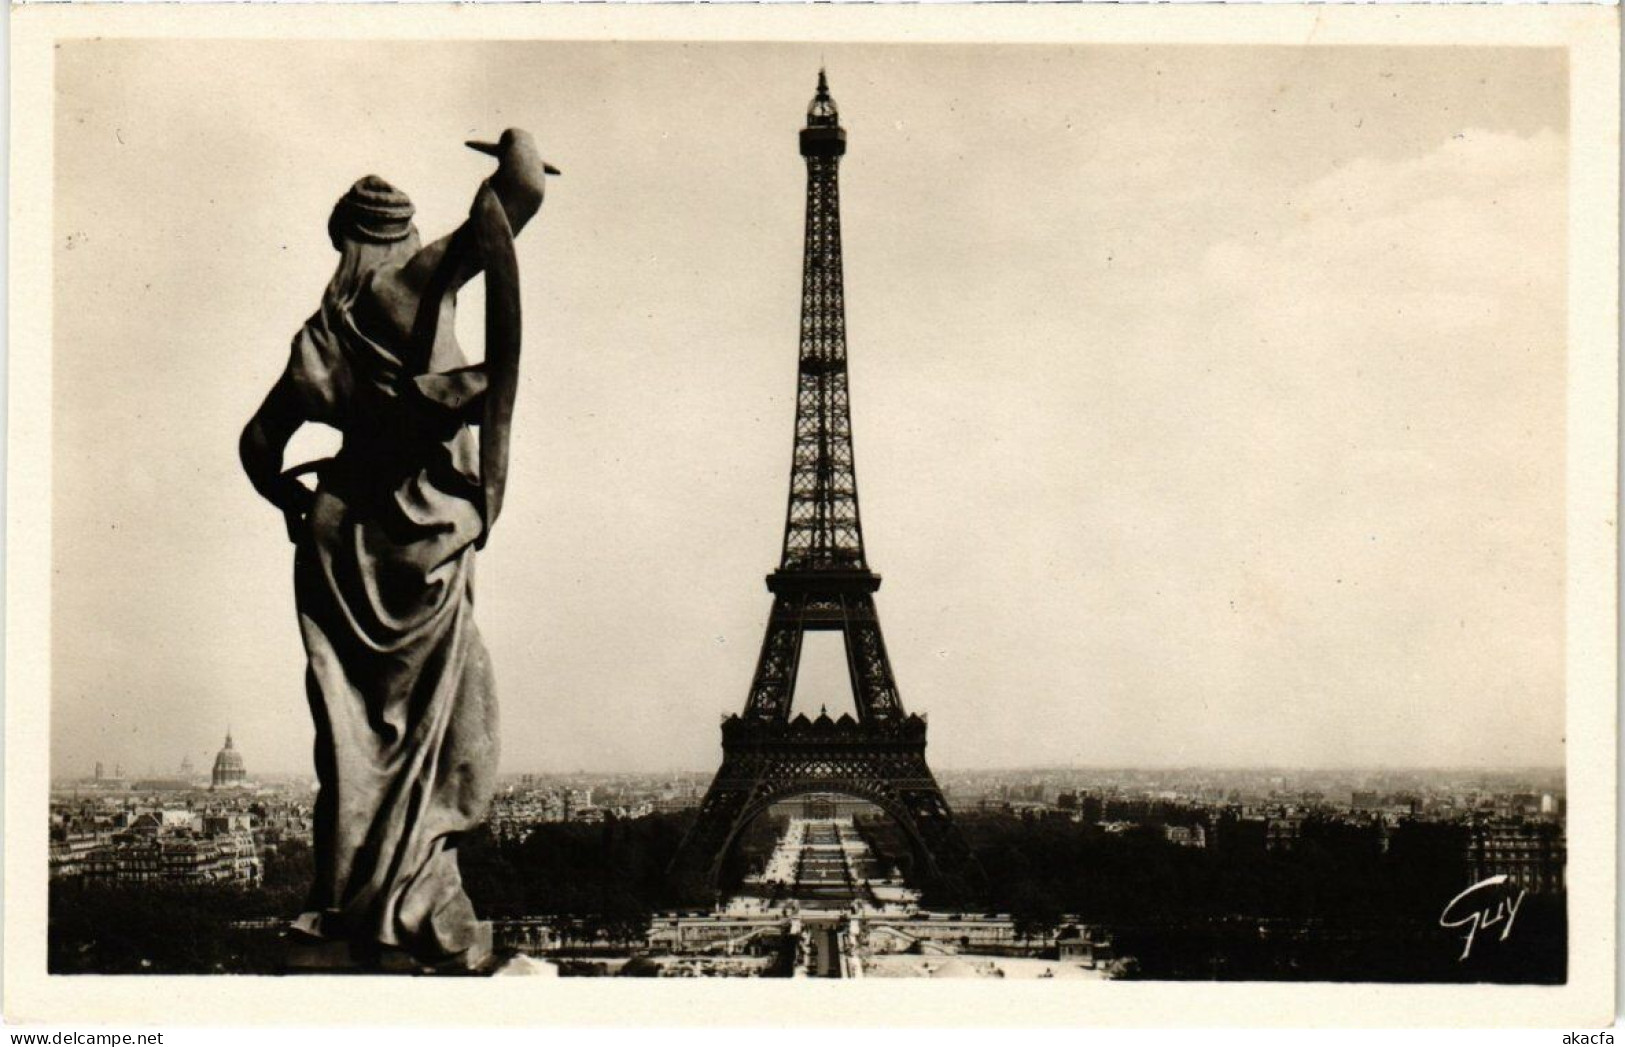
[4,2,1617,1029]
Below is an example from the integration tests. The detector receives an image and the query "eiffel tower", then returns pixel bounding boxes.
[670,71,979,896]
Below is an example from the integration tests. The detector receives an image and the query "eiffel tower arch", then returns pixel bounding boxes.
[676,712,979,893]
[670,71,980,897]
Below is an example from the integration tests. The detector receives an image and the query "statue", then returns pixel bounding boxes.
[239,129,554,972]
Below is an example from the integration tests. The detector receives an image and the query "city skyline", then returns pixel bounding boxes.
[52,732,1568,783]
[52,42,1567,777]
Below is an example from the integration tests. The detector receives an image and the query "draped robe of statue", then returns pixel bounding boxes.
[281,184,522,964]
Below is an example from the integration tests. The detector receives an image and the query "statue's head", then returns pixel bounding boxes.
[328,175,418,250]
[323,176,421,310]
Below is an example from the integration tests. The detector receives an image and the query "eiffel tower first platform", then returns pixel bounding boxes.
[670,71,980,897]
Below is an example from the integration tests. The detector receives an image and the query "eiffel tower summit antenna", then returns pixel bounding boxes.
[670,70,980,898]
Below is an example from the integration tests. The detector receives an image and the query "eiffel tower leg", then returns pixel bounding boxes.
[668,755,761,897]
[893,766,983,896]
[841,594,903,721]
[741,595,806,722]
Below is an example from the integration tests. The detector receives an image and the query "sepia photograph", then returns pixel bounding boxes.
[4,2,1618,1029]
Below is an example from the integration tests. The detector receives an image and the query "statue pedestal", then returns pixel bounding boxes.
[376,922,495,974]
[283,935,362,973]
[454,920,496,973]
[282,922,494,975]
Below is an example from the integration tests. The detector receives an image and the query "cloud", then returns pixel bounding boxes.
[1203,128,1564,335]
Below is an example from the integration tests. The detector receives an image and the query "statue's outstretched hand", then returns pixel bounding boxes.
[465,129,556,213]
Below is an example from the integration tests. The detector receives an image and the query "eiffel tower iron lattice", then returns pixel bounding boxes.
[670,72,980,897]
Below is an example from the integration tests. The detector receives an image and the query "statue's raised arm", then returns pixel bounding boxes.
[399,128,553,298]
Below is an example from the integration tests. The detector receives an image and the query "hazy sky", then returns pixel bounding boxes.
[52,42,1567,777]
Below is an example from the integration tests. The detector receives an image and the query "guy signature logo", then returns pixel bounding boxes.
[1439,874,1527,961]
